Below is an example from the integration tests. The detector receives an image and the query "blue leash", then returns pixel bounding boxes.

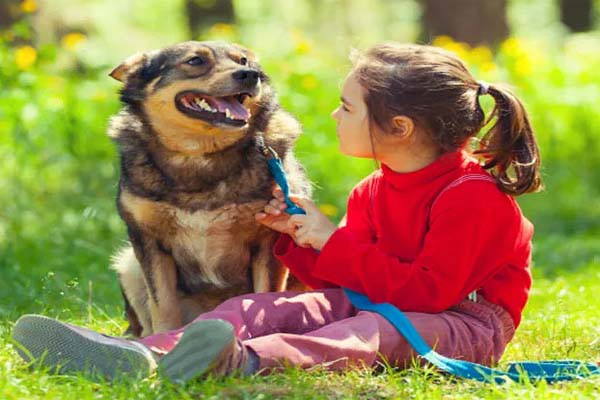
[257,136,305,215]
[344,289,600,384]
[262,138,599,383]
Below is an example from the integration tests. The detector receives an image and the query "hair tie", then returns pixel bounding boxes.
[478,81,490,96]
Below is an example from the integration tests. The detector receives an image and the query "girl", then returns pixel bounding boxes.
[13,43,541,382]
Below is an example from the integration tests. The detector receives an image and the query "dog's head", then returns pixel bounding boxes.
[110,41,271,154]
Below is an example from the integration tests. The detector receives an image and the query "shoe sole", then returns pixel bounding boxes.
[12,314,153,380]
[159,319,235,384]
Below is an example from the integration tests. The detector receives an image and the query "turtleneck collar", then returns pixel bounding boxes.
[380,150,469,190]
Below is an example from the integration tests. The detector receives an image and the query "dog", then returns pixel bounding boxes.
[107,41,311,338]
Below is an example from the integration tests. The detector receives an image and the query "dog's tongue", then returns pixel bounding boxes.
[212,96,250,120]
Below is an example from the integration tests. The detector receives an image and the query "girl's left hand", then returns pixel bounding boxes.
[286,196,338,251]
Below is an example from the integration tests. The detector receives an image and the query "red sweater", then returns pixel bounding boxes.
[274,150,533,327]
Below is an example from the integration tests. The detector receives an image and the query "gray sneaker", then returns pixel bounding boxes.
[12,314,157,380]
[159,319,255,384]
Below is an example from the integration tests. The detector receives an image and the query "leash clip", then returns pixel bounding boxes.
[264,145,279,160]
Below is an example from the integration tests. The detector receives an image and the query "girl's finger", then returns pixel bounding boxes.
[269,198,282,208]
[272,186,284,201]
[264,204,281,215]
[287,217,302,231]
[255,212,266,220]
[294,233,311,248]
[269,198,288,210]
[289,214,307,225]
[295,225,308,237]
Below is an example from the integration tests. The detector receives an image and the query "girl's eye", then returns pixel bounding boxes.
[186,56,205,66]
[341,104,349,112]
[240,57,248,65]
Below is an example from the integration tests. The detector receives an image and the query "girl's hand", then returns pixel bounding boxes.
[286,196,337,251]
[255,187,295,235]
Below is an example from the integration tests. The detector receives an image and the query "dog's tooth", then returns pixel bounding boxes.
[195,98,215,112]
[196,99,203,107]
[225,108,232,119]
[198,99,212,112]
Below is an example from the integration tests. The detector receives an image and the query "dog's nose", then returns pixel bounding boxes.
[232,69,260,85]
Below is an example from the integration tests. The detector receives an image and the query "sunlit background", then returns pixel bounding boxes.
[1,0,599,321]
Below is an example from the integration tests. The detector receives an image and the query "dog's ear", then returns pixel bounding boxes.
[110,52,148,82]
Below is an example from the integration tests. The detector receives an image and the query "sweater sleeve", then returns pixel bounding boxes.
[272,176,378,289]
[310,181,529,312]
[273,233,337,289]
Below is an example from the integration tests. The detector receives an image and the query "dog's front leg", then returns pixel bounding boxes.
[252,235,289,293]
[131,235,182,334]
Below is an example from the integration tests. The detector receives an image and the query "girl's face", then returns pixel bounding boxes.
[331,74,376,159]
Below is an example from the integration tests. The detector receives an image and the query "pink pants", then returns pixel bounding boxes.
[139,288,515,372]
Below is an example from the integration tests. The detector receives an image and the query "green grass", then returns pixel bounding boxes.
[2,2,600,397]
[1,251,599,399]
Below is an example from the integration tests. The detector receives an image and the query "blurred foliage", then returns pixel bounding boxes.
[0,0,599,318]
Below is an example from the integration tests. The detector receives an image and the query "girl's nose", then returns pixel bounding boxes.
[331,107,340,120]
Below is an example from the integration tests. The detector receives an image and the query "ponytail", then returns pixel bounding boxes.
[474,84,543,195]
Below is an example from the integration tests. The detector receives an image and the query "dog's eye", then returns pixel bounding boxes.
[186,56,205,66]
[239,57,248,66]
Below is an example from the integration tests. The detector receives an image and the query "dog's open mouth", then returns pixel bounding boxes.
[175,91,252,127]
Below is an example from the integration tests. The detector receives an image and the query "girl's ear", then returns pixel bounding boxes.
[390,115,415,139]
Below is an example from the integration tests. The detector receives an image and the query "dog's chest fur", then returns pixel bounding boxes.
[121,189,269,293]
[112,112,282,295]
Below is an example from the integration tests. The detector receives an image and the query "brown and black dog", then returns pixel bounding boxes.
[108,41,311,337]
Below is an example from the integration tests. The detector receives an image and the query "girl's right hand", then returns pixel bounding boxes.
[255,186,295,235]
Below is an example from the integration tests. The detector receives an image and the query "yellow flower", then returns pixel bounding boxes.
[15,45,37,70]
[291,29,312,54]
[301,75,318,90]
[500,37,521,57]
[515,57,533,77]
[319,203,338,217]
[21,0,37,13]
[432,35,470,61]
[470,46,493,65]
[432,35,454,48]
[208,23,236,39]
[295,40,311,54]
[61,32,87,51]
[480,61,497,75]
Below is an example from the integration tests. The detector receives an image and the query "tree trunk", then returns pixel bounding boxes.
[420,0,509,47]
[0,0,22,32]
[185,0,235,39]
[560,0,593,32]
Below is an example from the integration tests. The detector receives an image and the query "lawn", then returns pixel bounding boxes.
[1,1,600,398]
[1,237,599,399]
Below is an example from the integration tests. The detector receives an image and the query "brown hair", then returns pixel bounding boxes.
[351,43,542,196]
